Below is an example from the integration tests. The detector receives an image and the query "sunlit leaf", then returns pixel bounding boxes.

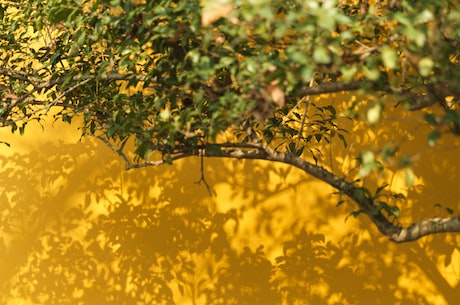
[313,45,331,64]
[404,167,416,187]
[391,206,400,217]
[362,66,380,81]
[340,65,358,83]
[418,57,433,76]
[381,45,398,70]
[366,102,383,125]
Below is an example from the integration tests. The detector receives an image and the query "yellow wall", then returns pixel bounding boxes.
[0,105,459,304]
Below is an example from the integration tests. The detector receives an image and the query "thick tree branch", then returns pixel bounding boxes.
[95,138,460,242]
[205,145,460,242]
[390,216,460,242]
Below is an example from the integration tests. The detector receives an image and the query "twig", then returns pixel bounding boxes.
[295,78,314,151]
[93,135,193,169]
[194,148,213,197]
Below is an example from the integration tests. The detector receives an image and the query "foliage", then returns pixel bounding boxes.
[1,0,460,240]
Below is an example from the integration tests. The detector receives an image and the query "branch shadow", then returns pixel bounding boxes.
[0,133,457,305]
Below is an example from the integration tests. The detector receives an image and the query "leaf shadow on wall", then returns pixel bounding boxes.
[0,137,457,305]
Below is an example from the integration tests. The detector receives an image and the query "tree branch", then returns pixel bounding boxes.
[297,80,452,111]
[299,81,362,96]
[97,139,460,242]
[204,145,460,242]
[390,216,460,242]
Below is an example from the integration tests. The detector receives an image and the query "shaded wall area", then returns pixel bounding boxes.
[0,111,459,305]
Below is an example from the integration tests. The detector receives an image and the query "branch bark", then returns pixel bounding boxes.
[390,216,460,242]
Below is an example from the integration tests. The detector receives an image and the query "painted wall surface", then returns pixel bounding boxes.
[0,105,459,304]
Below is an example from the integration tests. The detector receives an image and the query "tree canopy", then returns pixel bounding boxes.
[1,0,460,243]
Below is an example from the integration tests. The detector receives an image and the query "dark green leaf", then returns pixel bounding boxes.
[314,134,322,142]
[207,144,222,156]
[375,183,389,196]
[424,113,438,126]
[337,133,347,147]
[443,110,459,124]
[427,130,440,147]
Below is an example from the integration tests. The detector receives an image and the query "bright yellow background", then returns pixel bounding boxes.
[0,102,459,304]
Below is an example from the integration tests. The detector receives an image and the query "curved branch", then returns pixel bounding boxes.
[204,145,460,242]
[95,137,460,243]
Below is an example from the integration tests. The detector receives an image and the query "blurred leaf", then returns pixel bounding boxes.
[428,130,440,147]
[313,45,331,64]
[424,113,438,126]
[418,57,433,77]
[363,66,380,81]
[366,102,383,125]
[359,150,376,177]
[443,109,459,124]
[340,65,358,83]
[391,206,400,218]
[381,45,398,70]
[404,167,416,187]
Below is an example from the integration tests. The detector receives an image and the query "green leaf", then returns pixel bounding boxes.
[366,102,383,125]
[337,133,347,148]
[359,150,376,177]
[314,134,322,142]
[375,183,389,196]
[0,4,5,20]
[424,113,438,125]
[381,45,398,70]
[313,46,331,64]
[404,167,416,187]
[391,206,400,217]
[207,144,223,156]
[346,209,364,221]
[443,110,459,124]
[418,57,433,77]
[340,65,358,83]
[427,130,440,147]
[380,143,397,161]
[362,66,380,81]
[107,126,118,138]
[49,6,78,25]
[19,124,26,136]
[353,187,372,201]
